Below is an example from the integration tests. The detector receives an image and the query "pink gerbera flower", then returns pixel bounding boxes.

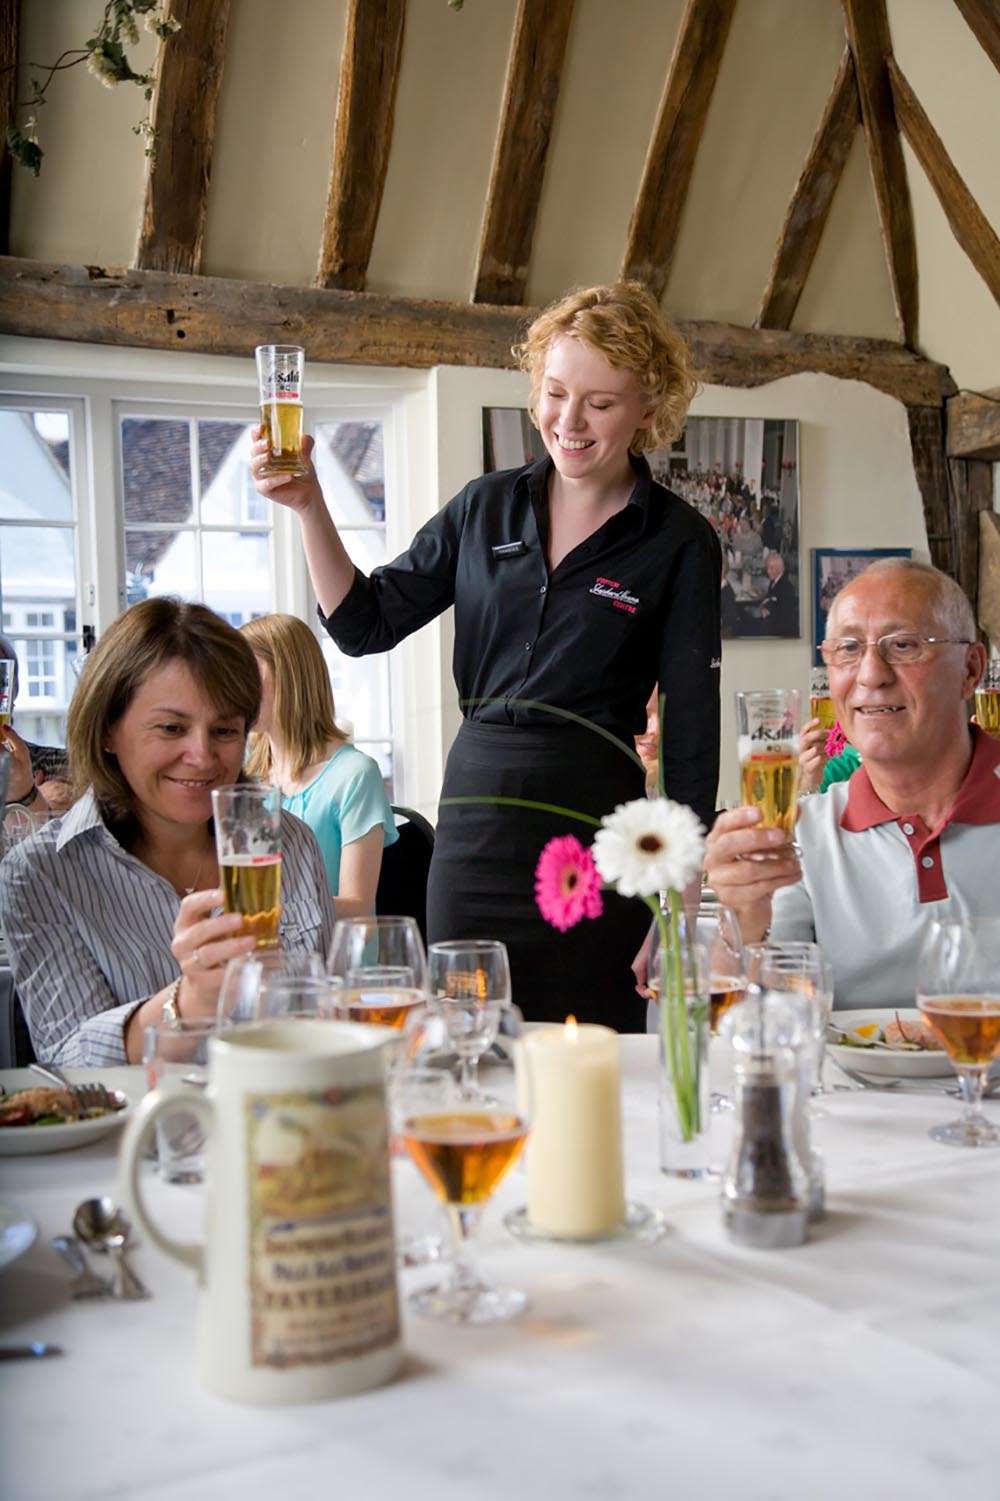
[534,835,603,933]
[825,720,847,758]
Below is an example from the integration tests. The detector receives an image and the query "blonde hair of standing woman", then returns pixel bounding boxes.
[513,280,698,453]
[241,614,345,783]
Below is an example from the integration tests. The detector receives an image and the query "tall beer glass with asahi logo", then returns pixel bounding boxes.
[255,343,308,477]
[736,688,802,844]
[211,784,282,949]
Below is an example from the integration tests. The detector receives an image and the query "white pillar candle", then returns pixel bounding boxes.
[525,1019,626,1238]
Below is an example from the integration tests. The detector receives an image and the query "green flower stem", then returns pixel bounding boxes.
[440,795,602,828]
[648,891,702,1143]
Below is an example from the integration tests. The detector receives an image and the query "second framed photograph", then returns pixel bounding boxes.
[812,548,912,664]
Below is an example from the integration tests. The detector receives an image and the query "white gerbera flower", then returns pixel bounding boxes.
[592,796,705,898]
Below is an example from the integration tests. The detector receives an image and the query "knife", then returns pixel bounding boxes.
[0,1342,64,1360]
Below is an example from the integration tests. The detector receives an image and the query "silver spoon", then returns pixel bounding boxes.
[72,1198,150,1301]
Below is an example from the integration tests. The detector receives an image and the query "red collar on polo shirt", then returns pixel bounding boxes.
[839,729,1000,902]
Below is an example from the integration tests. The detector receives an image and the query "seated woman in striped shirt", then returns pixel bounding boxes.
[0,598,334,1065]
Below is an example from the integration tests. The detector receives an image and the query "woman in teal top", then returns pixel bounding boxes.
[242,614,397,917]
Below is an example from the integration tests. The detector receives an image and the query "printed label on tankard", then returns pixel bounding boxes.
[246,1083,399,1368]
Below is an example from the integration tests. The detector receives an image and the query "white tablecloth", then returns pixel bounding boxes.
[1,1041,999,1501]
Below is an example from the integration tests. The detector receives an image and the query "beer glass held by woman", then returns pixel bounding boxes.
[249,284,722,1031]
[0,599,334,1065]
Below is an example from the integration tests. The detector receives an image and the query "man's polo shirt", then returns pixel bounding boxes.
[772,730,1000,1009]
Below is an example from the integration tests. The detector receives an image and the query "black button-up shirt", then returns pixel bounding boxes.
[321,455,722,830]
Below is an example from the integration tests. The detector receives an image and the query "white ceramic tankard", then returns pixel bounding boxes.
[120,1019,403,1404]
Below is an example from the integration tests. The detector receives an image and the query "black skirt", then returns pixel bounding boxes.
[426,720,650,1031]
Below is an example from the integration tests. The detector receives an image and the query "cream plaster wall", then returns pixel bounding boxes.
[10,0,157,266]
[200,0,347,286]
[366,0,517,301]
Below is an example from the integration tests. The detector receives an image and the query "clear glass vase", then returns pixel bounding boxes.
[652,914,712,1179]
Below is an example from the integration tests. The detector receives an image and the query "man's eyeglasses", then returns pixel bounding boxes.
[821,632,973,668]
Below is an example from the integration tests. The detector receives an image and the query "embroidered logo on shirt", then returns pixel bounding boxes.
[590,576,639,615]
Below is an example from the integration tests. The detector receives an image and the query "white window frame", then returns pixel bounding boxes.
[0,342,437,806]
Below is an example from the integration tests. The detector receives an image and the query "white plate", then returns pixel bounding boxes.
[0,1203,37,1268]
[828,1008,953,1078]
[0,1088,132,1155]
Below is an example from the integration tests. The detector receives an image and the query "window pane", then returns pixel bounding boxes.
[0,523,76,621]
[314,421,385,525]
[202,532,273,623]
[121,418,193,525]
[125,528,197,605]
[340,530,388,576]
[199,422,263,526]
[0,409,74,521]
[323,640,392,742]
[6,634,77,749]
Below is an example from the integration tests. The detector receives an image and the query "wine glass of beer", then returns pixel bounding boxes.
[398,1000,532,1323]
[210,784,283,949]
[255,344,308,477]
[974,659,1000,739]
[736,688,802,844]
[917,918,1000,1148]
[327,915,428,1030]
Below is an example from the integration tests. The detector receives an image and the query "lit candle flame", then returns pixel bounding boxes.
[565,1015,578,1042]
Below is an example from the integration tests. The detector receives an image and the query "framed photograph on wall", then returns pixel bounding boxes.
[812,548,913,664]
[648,417,801,640]
[482,408,546,472]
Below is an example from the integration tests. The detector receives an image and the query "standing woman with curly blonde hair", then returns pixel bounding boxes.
[251,282,721,1029]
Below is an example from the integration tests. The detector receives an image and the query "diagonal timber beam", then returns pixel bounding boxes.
[887,56,1000,308]
[841,0,918,345]
[757,47,860,330]
[134,0,231,275]
[952,0,1000,74]
[622,0,737,299]
[472,0,575,306]
[316,0,406,293]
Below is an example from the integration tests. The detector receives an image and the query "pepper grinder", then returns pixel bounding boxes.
[719,993,810,1249]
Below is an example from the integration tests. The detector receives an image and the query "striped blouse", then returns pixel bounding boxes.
[0,789,335,1065]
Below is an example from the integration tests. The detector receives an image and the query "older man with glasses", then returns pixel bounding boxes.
[706,558,996,1008]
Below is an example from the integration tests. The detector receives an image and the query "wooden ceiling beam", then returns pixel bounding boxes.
[316,0,406,293]
[134,0,231,275]
[472,0,574,306]
[952,0,1000,75]
[887,56,1000,309]
[0,0,18,256]
[0,256,957,408]
[622,0,737,299]
[948,388,1000,460]
[757,47,860,331]
[979,511,1000,650]
[841,0,918,346]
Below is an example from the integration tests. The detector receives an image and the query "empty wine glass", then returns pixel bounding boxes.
[327,915,427,1030]
[398,1001,531,1324]
[216,950,326,1025]
[917,918,1000,1148]
[428,939,511,1099]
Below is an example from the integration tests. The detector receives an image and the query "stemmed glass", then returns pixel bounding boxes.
[327,915,428,1030]
[917,918,1000,1148]
[397,1000,532,1323]
[427,939,512,1099]
[216,950,326,1025]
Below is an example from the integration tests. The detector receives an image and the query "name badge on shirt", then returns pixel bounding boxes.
[492,541,528,560]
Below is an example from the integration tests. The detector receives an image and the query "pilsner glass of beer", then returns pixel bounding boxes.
[736,688,802,840]
[211,784,283,949]
[0,659,15,730]
[974,658,1000,739]
[809,665,835,733]
[255,344,308,477]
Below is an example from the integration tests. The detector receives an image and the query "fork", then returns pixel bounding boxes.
[29,1061,117,1113]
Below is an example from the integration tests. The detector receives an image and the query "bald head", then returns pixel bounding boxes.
[827,558,975,643]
